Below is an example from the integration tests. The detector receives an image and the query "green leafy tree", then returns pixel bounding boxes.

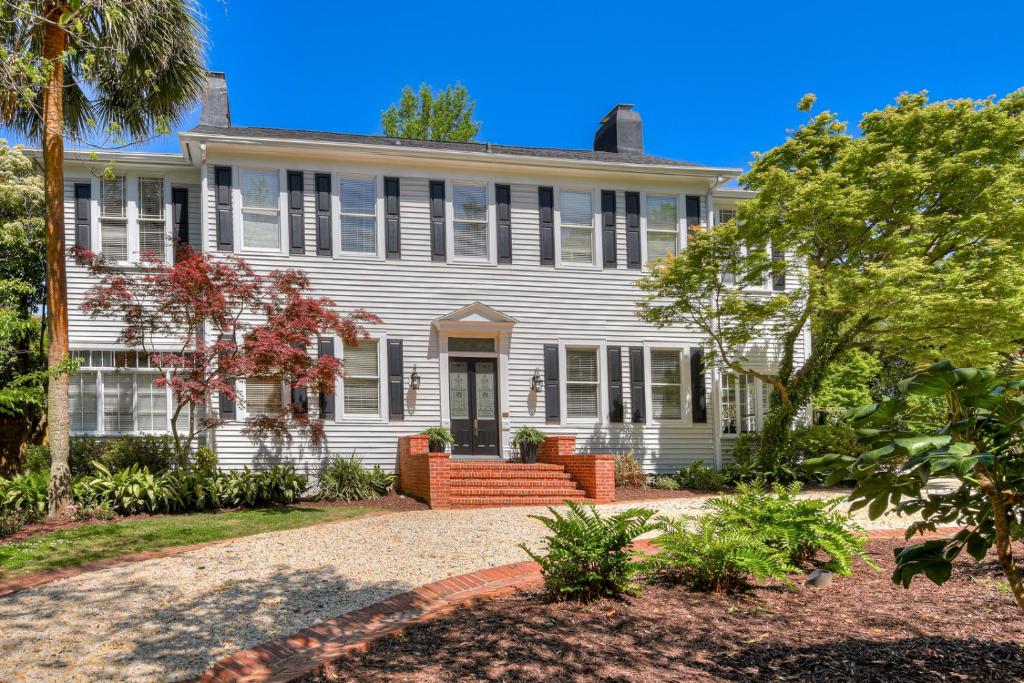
[0,1,207,515]
[813,348,882,423]
[806,361,1024,611]
[381,83,480,142]
[638,91,1024,469]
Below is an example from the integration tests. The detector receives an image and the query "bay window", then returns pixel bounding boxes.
[650,349,683,420]
[452,182,489,260]
[565,347,599,419]
[559,190,594,265]
[646,194,679,261]
[339,175,377,254]
[240,169,281,250]
[343,339,380,416]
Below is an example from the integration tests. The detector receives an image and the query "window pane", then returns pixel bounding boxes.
[647,231,677,260]
[340,177,376,216]
[560,226,593,263]
[344,340,378,377]
[447,338,495,353]
[650,350,680,383]
[341,216,377,253]
[137,375,167,431]
[566,348,597,383]
[652,385,681,420]
[246,377,282,416]
[240,170,279,209]
[722,374,737,434]
[560,191,592,227]
[646,195,677,231]
[101,177,125,217]
[70,372,97,432]
[101,219,128,261]
[344,378,380,415]
[139,220,165,259]
[449,361,469,420]
[103,374,134,434]
[454,221,488,259]
[566,385,598,418]
[719,209,736,223]
[453,184,487,221]
[138,177,164,219]
[242,211,280,249]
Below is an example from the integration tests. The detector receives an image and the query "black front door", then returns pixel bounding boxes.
[449,357,499,456]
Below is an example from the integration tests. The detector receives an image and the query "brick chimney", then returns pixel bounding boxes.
[593,104,643,154]
[199,71,231,128]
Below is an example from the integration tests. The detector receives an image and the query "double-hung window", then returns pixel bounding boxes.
[69,350,169,434]
[559,191,594,265]
[339,175,377,254]
[650,349,683,420]
[565,347,599,419]
[69,370,98,432]
[137,177,166,260]
[245,377,284,416]
[100,176,128,261]
[240,169,281,250]
[721,372,777,434]
[718,209,736,224]
[646,194,679,261]
[343,339,380,416]
[452,182,489,260]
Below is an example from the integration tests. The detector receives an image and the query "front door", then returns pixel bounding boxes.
[449,358,499,456]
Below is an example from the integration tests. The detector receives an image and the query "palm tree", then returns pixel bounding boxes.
[0,1,206,515]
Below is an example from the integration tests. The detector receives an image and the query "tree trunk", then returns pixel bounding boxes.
[977,467,1024,611]
[42,9,71,517]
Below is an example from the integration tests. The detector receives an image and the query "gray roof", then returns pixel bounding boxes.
[187,124,702,168]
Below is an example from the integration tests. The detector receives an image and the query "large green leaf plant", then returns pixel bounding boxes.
[807,361,1024,609]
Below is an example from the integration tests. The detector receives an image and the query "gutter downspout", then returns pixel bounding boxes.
[706,175,728,469]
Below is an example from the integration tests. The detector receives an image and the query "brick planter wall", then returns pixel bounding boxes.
[397,435,452,508]
[537,435,616,503]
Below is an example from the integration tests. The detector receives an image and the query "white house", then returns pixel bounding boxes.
[59,72,802,475]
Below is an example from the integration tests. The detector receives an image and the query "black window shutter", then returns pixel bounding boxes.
[218,333,235,418]
[384,177,401,259]
[538,187,554,265]
[74,183,91,250]
[318,338,335,420]
[607,346,623,423]
[387,340,404,420]
[171,187,188,261]
[690,347,707,423]
[685,195,701,239]
[772,244,786,291]
[214,166,233,251]
[625,191,640,269]
[629,346,646,423]
[429,180,446,262]
[601,191,617,268]
[543,344,560,421]
[314,173,332,256]
[287,171,305,255]
[497,184,512,264]
[291,384,308,415]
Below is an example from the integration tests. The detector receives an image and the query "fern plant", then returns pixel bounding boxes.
[645,515,798,592]
[703,481,877,575]
[521,501,656,601]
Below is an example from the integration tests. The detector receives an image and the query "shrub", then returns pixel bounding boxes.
[645,516,797,592]
[101,435,176,474]
[22,444,50,474]
[652,476,680,490]
[421,427,455,453]
[521,501,656,601]
[703,481,876,575]
[614,452,646,488]
[67,502,116,522]
[69,436,106,475]
[675,461,726,491]
[193,445,218,474]
[789,424,862,463]
[0,508,36,537]
[317,455,393,501]
[0,471,49,515]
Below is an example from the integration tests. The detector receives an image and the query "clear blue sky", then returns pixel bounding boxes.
[14,0,1024,173]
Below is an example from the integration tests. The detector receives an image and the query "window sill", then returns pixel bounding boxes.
[337,251,381,260]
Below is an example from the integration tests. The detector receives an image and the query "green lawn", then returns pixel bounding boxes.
[0,505,372,579]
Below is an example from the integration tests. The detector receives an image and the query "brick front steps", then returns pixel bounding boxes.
[397,434,615,509]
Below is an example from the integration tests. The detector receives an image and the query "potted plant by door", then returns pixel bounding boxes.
[421,427,455,454]
[510,426,546,464]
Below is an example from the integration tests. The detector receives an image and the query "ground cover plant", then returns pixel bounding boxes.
[614,452,646,488]
[316,454,394,501]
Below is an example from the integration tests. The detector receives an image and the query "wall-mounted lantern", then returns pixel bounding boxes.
[530,368,543,393]
[410,366,421,391]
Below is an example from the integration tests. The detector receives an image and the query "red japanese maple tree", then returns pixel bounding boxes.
[78,246,379,468]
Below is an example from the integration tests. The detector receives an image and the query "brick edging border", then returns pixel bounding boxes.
[190,527,961,683]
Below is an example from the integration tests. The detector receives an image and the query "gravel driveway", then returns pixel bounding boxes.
[0,493,914,682]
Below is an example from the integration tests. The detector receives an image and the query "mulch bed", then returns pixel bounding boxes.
[304,537,1024,683]
[295,493,429,512]
[615,486,704,502]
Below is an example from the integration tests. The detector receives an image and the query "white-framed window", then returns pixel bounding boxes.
[559,190,594,265]
[650,349,683,420]
[721,372,777,434]
[339,175,377,254]
[69,371,98,432]
[100,176,128,261]
[718,208,737,224]
[343,339,380,416]
[245,376,284,416]
[137,177,166,260]
[565,346,600,419]
[452,182,489,261]
[646,194,679,261]
[69,350,170,435]
[240,168,281,250]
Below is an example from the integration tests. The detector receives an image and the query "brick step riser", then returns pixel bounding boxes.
[448,496,587,508]
[449,487,583,498]
[448,480,583,491]
[450,463,565,472]
[447,471,574,481]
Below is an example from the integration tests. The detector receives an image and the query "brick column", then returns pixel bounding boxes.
[397,435,452,508]
[537,435,615,503]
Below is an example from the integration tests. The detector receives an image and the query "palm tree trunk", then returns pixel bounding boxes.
[42,7,72,517]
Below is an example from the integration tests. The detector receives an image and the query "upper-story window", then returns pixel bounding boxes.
[240,169,280,250]
[137,177,165,260]
[565,346,599,419]
[452,182,489,261]
[650,349,683,420]
[559,190,594,265]
[646,194,679,261]
[100,177,128,261]
[340,175,377,254]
